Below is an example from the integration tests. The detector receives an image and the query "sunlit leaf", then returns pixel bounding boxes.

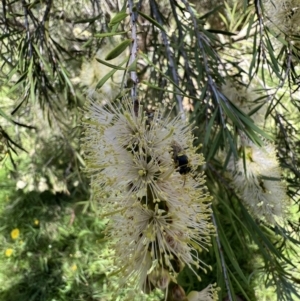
[104,39,132,60]
[94,31,128,38]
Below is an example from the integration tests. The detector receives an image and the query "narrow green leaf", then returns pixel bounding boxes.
[0,108,15,124]
[27,58,35,102]
[95,57,127,70]
[74,14,102,24]
[237,112,273,141]
[240,204,285,260]
[0,32,13,40]
[212,236,222,272]
[212,235,238,301]
[82,38,93,48]
[219,13,228,28]
[207,29,236,36]
[249,26,258,78]
[207,129,223,161]
[128,57,138,72]
[95,31,127,38]
[228,269,252,301]
[246,13,255,39]
[6,71,28,95]
[277,226,300,246]
[30,76,36,102]
[266,26,288,47]
[140,52,188,96]
[200,5,224,20]
[216,90,244,128]
[204,108,219,146]
[265,35,282,78]
[32,44,53,78]
[142,81,199,101]
[215,209,249,285]
[226,128,238,158]
[248,102,266,117]
[105,39,132,60]
[219,198,250,235]
[109,12,128,27]
[95,58,127,89]
[11,95,27,115]
[59,64,75,95]
[138,10,166,32]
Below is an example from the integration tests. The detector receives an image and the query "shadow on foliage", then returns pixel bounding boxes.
[0,188,107,301]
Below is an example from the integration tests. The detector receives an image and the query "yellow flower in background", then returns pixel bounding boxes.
[5,248,13,257]
[11,228,20,240]
[71,264,77,271]
[34,219,39,226]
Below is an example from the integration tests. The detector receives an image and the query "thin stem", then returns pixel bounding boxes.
[181,0,246,131]
[169,0,197,97]
[180,0,228,127]
[211,209,233,301]
[22,0,33,58]
[181,0,212,84]
[128,0,138,104]
[267,42,292,115]
[150,0,184,118]
[2,0,8,32]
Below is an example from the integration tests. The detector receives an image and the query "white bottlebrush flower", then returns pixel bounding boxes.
[228,138,288,224]
[82,97,213,293]
[187,284,219,301]
[263,0,300,37]
[263,0,300,59]
[80,39,126,100]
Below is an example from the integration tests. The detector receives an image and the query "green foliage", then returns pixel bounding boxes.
[1,0,300,300]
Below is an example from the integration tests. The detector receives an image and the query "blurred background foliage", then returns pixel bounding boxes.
[0,0,300,300]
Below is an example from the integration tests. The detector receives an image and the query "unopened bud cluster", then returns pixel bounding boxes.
[83,98,215,298]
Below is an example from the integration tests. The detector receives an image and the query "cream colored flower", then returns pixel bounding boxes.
[262,0,300,60]
[80,39,126,100]
[84,99,205,206]
[107,198,211,291]
[187,284,219,301]
[263,0,300,37]
[83,97,213,293]
[229,138,288,224]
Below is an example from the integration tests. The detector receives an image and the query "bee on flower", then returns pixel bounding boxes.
[82,97,214,297]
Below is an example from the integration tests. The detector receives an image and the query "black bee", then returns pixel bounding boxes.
[171,140,191,175]
[176,154,191,175]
